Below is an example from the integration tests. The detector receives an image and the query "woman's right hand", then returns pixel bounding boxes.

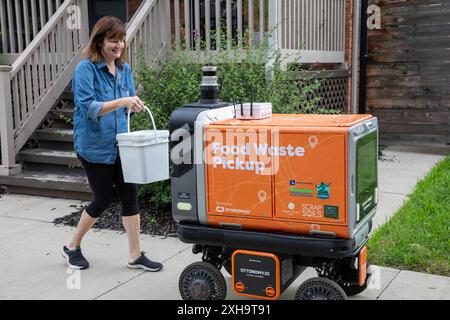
[122,96,145,113]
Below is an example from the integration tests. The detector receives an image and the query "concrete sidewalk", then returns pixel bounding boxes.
[0,145,448,300]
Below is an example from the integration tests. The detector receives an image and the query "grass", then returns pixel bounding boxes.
[367,155,450,277]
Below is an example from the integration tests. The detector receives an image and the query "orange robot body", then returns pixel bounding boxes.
[204,114,377,239]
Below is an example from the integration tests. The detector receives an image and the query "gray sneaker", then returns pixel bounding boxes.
[61,246,89,270]
[127,252,163,272]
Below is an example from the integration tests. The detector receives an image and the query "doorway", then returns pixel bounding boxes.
[88,0,128,30]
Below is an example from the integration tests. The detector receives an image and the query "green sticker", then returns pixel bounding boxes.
[317,182,331,199]
[324,206,339,219]
[289,188,313,194]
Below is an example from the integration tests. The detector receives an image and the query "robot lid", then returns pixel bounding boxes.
[210,114,374,128]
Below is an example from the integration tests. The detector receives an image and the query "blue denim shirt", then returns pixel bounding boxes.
[72,59,135,164]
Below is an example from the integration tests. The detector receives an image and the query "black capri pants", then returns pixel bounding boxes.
[78,155,139,218]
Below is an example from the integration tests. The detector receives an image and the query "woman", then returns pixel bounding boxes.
[61,16,162,272]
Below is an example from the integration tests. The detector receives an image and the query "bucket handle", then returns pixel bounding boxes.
[127,106,158,141]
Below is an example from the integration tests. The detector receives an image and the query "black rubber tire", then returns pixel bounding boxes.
[179,261,227,300]
[295,277,348,300]
[336,263,372,297]
[340,282,368,296]
[340,269,372,296]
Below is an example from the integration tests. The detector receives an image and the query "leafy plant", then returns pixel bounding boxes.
[56,112,74,125]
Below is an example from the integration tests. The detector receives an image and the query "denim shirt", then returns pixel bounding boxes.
[72,59,135,164]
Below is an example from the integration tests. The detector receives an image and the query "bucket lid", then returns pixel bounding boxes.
[116,130,169,142]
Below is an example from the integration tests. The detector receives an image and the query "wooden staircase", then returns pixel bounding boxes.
[0,88,92,200]
[0,0,170,201]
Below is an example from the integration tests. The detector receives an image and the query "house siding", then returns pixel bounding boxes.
[129,0,145,20]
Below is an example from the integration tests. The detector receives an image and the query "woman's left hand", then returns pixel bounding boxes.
[122,96,146,113]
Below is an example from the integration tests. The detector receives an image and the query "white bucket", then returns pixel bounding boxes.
[116,106,170,184]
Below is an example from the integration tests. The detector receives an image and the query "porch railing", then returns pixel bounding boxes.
[126,0,171,70]
[0,0,89,175]
[172,0,269,51]
[278,0,345,64]
[0,0,67,63]
[171,0,345,64]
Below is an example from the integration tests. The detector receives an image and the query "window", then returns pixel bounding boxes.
[356,131,377,223]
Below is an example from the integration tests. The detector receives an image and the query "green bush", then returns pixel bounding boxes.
[131,33,337,208]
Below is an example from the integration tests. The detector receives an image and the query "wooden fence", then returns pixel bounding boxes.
[366,0,450,145]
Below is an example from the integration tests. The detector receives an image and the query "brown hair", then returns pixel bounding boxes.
[82,16,127,64]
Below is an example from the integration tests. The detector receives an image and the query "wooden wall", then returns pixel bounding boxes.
[128,0,144,20]
[366,0,450,145]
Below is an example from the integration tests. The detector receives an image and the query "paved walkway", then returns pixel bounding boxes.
[0,146,448,300]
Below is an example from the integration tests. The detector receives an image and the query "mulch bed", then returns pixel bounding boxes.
[53,200,178,238]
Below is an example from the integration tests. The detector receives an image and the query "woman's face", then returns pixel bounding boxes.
[101,37,125,62]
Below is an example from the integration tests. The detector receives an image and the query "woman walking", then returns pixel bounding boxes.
[61,16,162,272]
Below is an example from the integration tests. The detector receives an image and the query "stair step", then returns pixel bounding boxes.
[22,162,84,175]
[60,91,74,100]
[0,170,91,201]
[34,127,74,150]
[52,107,75,119]
[17,148,80,166]
[38,140,74,151]
[33,128,73,142]
[52,121,74,130]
